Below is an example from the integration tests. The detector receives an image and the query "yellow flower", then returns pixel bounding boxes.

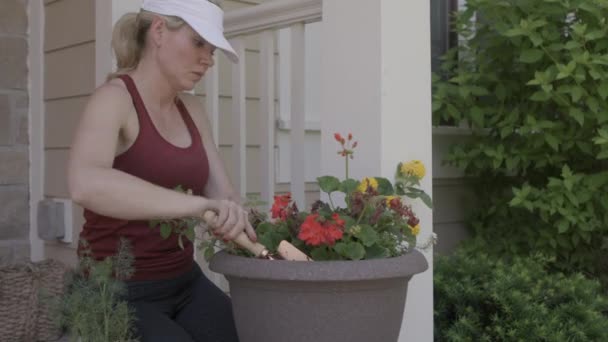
[400,160,426,179]
[409,224,421,236]
[385,195,400,206]
[357,177,379,193]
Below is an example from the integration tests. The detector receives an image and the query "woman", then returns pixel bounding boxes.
[67,0,254,340]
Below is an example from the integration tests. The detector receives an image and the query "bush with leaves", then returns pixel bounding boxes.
[434,240,608,341]
[55,239,138,342]
[432,0,608,275]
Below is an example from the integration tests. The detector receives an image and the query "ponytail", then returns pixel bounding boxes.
[107,11,185,81]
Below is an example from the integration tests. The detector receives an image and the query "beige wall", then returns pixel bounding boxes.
[0,0,31,264]
[43,0,95,265]
[432,132,476,254]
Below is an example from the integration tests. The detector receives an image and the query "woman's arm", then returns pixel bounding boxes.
[67,84,208,220]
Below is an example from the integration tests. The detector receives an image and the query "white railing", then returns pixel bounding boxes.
[203,0,322,210]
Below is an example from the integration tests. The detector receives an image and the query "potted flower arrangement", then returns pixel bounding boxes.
[205,133,433,342]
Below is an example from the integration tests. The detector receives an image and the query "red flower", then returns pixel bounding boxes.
[331,213,345,227]
[298,214,344,246]
[348,133,353,141]
[271,193,292,221]
[334,133,343,143]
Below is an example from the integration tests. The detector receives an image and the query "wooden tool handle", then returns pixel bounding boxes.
[202,210,269,258]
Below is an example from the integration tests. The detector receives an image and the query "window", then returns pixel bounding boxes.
[431,0,459,73]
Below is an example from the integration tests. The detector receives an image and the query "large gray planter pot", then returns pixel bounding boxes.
[209,250,429,342]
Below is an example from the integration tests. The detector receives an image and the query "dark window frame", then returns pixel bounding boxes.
[431,0,459,73]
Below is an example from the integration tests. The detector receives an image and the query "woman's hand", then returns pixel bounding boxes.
[202,199,257,242]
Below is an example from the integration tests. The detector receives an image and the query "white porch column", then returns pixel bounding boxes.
[320,1,433,341]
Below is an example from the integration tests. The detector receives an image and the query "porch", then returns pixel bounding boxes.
[5,0,440,340]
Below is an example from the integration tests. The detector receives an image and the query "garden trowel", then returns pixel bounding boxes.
[203,211,312,261]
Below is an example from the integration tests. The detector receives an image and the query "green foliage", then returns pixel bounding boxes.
[56,239,138,342]
[149,186,199,249]
[161,135,433,262]
[432,0,608,274]
[434,241,608,341]
[217,162,432,262]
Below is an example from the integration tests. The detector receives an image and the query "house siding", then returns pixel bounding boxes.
[432,132,475,254]
[43,0,94,265]
[0,0,31,264]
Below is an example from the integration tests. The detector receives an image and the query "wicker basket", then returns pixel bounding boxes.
[0,259,68,342]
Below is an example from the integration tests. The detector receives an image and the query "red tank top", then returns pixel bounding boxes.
[79,74,209,281]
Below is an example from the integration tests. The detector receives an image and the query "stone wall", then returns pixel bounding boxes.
[0,0,30,264]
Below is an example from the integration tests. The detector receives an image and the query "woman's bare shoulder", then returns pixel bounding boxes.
[87,78,132,110]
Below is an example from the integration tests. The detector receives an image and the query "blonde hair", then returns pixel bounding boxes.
[107,10,186,80]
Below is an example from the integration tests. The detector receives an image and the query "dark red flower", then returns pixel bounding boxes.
[407,216,420,227]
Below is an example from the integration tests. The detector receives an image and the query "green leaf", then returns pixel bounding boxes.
[530,91,551,102]
[374,177,394,196]
[317,176,341,193]
[520,49,544,63]
[365,245,389,259]
[586,97,600,113]
[470,86,489,96]
[545,134,559,151]
[470,106,485,127]
[310,247,332,260]
[598,82,608,100]
[339,178,359,195]
[204,246,216,262]
[160,223,172,239]
[495,83,507,101]
[184,227,195,242]
[557,219,569,234]
[358,225,379,247]
[585,29,605,41]
[597,150,608,159]
[334,242,366,260]
[565,41,581,50]
[569,108,585,126]
[529,32,543,47]
[504,28,524,37]
[432,100,442,111]
[570,86,584,102]
[418,192,434,209]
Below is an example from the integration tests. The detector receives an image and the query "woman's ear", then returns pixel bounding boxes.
[149,15,166,47]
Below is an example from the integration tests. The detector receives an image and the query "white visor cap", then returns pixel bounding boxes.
[142,0,238,63]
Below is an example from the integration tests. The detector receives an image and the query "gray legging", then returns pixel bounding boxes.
[125,263,239,342]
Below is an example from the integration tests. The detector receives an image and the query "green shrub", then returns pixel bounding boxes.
[434,243,608,341]
[56,239,138,342]
[432,0,608,275]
